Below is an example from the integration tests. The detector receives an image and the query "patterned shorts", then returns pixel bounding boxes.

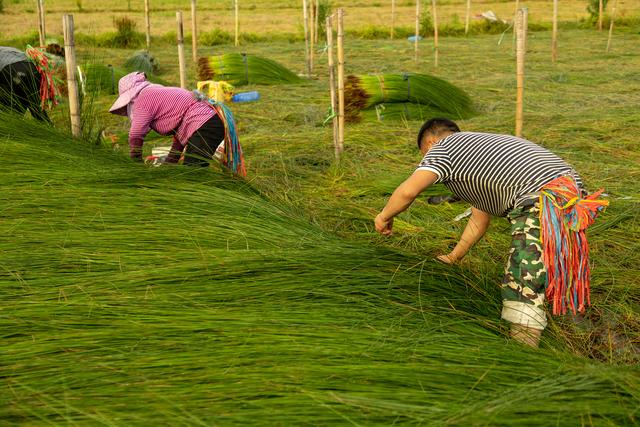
[501,202,548,330]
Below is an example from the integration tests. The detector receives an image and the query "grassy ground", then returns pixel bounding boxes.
[1,6,639,424]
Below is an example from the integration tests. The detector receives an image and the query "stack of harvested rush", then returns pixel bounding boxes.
[345,73,475,122]
[197,53,301,86]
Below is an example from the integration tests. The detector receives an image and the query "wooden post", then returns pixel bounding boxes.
[606,0,618,52]
[302,0,311,76]
[234,0,239,47]
[551,0,558,63]
[144,0,151,50]
[37,0,46,47]
[326,16,339,158]
[309,0,315,74]
[515,8,527,137]
[391,0,396,39]
[62,15,81,138]
[432,0,439,68]
[191,0,198,62]
[176,11,186,89]
[336,9,345,157]
[465,0,471,35]
[314,0,319,46]
[598,0,603,31]
[414,0,420,63]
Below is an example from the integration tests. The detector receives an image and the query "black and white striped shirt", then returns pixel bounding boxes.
[417,132,583,216]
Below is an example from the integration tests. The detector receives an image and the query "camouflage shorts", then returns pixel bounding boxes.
[501,202,548,330]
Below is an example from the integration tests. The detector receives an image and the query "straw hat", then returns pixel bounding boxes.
[108,72,151,116]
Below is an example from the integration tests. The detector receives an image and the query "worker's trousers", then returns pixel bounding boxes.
[501,202,548,330]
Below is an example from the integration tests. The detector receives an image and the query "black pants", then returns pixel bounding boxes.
[0,61,50,123]
[182,114,225,167]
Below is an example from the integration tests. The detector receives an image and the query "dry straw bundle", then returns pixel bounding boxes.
[345,73,475,122]
[197,53,301,86]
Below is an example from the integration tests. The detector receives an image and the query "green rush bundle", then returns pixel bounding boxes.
[1,113,639,425]
[361,102,466,122]
[80,63,167,95]
[197,53,302,86]
[345,73,475,122]
[123,50,160,75]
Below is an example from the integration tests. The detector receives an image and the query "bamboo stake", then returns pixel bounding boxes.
[314,0,319,46]
[302,0,311,76]
[336,8,345,157]
[551,0,558,63]
[515,8,527,137]
[37,0,46,47]
[191,0,198,62]
[62,14,81,138]
[234,0,239,47]
[326,16,338,159]
[391,0,396,39]
[176,11,186,89]
[465,0,471,35]
[144,0,151,50]
[606,0,618,52]
[309,0,315,74]
[432,0,439,68]
[414,0,420,63]
[598,0,603,31]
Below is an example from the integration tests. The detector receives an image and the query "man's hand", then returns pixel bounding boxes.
[436,253,458,264]
[375,214,394,235]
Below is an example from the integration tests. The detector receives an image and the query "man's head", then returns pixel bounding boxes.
[417,118,460,154]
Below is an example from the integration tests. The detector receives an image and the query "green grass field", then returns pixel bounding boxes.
[1,0,640,424]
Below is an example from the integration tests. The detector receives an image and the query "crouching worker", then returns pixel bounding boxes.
[374,118,608,347]
[0,45,59,123]
[109,72,245,176]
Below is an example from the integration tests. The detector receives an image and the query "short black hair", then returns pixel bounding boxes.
[417,118,460,149]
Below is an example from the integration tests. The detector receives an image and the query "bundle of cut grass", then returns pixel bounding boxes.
[123,50,160,75]
[361,102,465,122]
[81,63,167,95]
[197,53,302,86]
[345,73,475,122]
[1,114,639,425]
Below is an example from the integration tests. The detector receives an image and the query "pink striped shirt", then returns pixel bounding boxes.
[128,85,216,159]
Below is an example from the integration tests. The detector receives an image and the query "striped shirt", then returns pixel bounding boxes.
[128,85,216,159]
[417,132,583,217]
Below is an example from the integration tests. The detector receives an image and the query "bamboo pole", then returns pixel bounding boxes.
[314,0,319,46]
[37,0,46,47]
[309,0,315,74]
[606,0,618,52]
[62,14,81,138]
[598,0,603,31]
[391,0,396,39]
[465,0,471,35]
[176,11,186,89]
[144,0,151,50]
[551,0,558,63]
[515,8,527,137]
[414,0,420,63]
[432,0,439,68]
[326,16,339,159]
[336,8,345,157]
[302,0,311,76]
[191,0,198,62]
[234,0,239,47]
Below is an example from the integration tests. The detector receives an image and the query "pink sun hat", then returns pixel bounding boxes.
[108,72,152,116]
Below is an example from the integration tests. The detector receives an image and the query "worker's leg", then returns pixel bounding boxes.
[501,202,547,347]
[183,114,225,167]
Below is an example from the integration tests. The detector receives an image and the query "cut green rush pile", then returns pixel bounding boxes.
[197,53,302,86]
[1,114,638,425]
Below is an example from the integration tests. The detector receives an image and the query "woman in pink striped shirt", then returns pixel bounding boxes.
[109,72,225,166]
